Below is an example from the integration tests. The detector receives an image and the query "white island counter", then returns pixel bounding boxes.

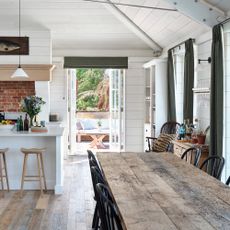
[0,127,65,194]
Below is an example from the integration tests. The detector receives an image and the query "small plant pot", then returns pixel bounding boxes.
[192,137,198,144]
[197,134,206,145]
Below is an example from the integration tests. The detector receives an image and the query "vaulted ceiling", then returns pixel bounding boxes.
[0,0,229,55]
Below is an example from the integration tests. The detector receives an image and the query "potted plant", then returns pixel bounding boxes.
[20,95,45,127]
[97,119,102,131]
[196,131,206,144]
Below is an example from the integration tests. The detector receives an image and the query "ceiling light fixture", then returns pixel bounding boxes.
[11,0,28,78]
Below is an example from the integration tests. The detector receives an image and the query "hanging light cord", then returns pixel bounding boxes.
[18,0,21,67]
[81,0,177,11]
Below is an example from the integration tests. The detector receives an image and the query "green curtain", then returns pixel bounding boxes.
[210,24,224,157]
[167,49,176,121]
[183,39,194,123]
[64,57,128,69]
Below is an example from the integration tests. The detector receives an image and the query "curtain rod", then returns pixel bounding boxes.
[169,38,195,51]
[219,17,230,25]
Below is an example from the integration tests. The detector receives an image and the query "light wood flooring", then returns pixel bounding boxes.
[0,155,94,230]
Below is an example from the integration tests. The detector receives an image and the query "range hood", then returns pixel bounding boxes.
[0,64,55,81]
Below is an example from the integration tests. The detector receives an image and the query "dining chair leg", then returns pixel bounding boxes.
[2,153,9,191]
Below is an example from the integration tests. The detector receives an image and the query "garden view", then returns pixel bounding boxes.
[76,69,109,112]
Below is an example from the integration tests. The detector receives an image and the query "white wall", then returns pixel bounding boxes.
[50,58,69,156]
[35,81,50,122]
[125,57,151,152]
[194,32,212,130]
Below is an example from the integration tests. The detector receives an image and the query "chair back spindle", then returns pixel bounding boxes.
[181,147,201,167]
[200,156,225,180]
[96,183,123,230]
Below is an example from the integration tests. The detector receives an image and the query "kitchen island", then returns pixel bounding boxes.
[0,127,64,194]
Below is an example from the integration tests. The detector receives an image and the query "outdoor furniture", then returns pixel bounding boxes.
[97,152,230,229]
[76,118,109,143]
[80,130,109,149]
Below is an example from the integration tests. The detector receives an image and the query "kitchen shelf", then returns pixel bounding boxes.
[192,88,210,94]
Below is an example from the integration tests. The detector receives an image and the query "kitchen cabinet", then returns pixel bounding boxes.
[172,140,209,167]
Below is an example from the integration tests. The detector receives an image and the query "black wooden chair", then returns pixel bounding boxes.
[96,183,123,230]
[146,121,180,152]
[226,176,230,186]
[90,165,106,230]
[181,147,201,167]
[87,149,101,170]
[90,164,106,230]
[87,149,98,164]
[87,150,104,230]
[199,156,225,180]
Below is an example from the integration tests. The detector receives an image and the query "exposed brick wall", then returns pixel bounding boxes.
[0,81,35,112]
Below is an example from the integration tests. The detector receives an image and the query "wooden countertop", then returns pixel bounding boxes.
[97,152,230,230]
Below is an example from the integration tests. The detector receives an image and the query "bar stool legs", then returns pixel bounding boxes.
[0,148,10,197]
[39,153,47,191]
[20,148,47,197]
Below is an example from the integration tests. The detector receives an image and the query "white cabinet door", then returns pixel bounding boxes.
[109,69,125,152]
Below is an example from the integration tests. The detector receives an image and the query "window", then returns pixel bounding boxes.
[173,47,185,123]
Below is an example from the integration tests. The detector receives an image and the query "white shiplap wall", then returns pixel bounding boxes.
[194,33,212,130]
[50,58,68,123]
[125,57,151,152]
[50,58,69,156]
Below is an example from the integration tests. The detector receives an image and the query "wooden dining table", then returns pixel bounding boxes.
[97,152,230,230]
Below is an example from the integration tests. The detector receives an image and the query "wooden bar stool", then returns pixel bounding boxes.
[20,148,47,196]
[0,148,10,196]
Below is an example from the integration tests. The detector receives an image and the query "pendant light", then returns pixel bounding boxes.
[11,0,28,78]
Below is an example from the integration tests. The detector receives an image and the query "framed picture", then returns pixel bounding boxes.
[0,36,29,55]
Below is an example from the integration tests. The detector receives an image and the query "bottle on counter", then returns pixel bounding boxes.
[24,114,29,131]
[16,118,20,131]
[19,115,23,131]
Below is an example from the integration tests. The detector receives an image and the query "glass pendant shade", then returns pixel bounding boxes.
[11,65,28,78]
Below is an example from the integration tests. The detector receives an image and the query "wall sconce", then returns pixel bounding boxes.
[198,57,211,64]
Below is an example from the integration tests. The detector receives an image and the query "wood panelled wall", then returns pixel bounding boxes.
[0,81,35,112]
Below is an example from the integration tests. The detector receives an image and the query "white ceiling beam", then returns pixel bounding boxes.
[103,0,162,56]
[164,0,227,27]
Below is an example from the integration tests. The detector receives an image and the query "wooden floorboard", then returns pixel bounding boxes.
[0,155,94,230]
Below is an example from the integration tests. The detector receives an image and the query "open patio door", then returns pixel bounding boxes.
[109,69,125,152]
[68,69,77,155]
